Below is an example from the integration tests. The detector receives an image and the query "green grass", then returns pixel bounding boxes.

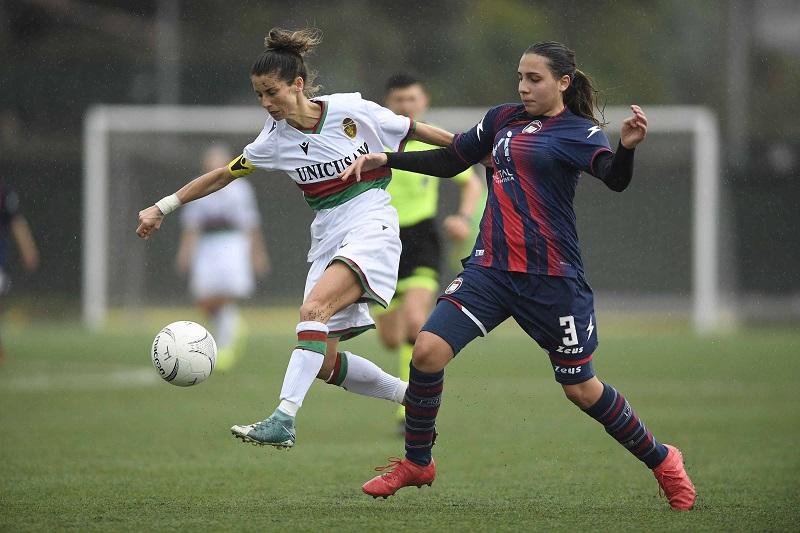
[1,313,798,531]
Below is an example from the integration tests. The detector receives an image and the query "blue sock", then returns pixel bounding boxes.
[584,382,668,469]
[404,364,443,466]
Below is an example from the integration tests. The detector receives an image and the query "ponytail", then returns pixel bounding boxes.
[564,69,601,126]
[251,27,322,97]
[524,41,602,126]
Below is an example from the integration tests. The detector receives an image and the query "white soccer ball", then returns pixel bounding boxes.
[151,321,217,387]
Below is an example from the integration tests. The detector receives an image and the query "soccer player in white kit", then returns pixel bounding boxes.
[135,28,455,449]
[176,145,269,371]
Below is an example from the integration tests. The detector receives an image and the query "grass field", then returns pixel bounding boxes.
[1,310,798,531]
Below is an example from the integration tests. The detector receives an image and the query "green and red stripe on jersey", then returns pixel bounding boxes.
[298,167,391,210]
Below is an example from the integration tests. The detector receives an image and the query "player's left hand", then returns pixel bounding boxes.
[620,105,647,149]
[443,214,471,242]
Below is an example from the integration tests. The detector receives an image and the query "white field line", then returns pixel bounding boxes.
[1,367,158,392]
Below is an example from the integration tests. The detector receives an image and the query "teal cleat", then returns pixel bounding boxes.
[231,409,296,449]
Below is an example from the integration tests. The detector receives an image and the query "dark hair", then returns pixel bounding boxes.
[251,28,322,97]
[524,41,601,126]
[384,73,424,94]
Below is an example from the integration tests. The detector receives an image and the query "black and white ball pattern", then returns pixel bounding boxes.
[151,321,217,387]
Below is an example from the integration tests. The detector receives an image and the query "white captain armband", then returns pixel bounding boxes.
[228,154,255,178]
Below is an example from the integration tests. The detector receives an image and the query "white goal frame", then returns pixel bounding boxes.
[83,105,722,334]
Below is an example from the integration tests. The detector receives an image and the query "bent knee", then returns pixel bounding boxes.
[561,381,601,410]
[411,332,452,373]
[299,299,332,323]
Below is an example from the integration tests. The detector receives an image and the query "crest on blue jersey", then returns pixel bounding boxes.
[445,277,463,294]
[522,120,543,134]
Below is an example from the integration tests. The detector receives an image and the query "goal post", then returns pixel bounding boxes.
[83,104,725,334]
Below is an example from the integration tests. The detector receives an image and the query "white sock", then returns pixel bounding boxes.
[277,321,329,415]
[213,303,239,349]
[339,351,407,404]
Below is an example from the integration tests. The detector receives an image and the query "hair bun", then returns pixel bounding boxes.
[264,27,322,57]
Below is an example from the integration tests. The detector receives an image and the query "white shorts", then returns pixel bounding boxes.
[190,233,255,300]
[304,219,401,340]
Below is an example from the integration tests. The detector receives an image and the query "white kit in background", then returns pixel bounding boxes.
[181,178,261,300]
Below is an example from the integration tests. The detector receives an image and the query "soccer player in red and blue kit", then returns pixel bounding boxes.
[340,41,696,510]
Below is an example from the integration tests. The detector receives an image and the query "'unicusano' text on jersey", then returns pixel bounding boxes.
[229,92,413,261]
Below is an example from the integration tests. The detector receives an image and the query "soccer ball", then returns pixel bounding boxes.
[151,321,217,387]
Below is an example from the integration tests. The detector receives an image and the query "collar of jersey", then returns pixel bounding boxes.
[290,100,328,135]
[523,105,568,121]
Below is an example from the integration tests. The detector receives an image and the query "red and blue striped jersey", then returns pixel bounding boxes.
[453,104,611,277]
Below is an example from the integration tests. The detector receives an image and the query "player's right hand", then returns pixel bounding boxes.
[339,152,388,182]
[136,205,165,240]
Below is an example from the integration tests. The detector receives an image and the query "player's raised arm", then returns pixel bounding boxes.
[589,105,648,193]
[136,165,237,240]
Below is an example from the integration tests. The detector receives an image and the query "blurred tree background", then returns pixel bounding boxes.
[0,0,798,316]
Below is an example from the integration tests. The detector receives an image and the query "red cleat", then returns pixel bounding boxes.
[653,444,696,510]
[362,457,436,498]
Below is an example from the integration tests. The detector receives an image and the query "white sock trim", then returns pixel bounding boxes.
[278,400,299,417]
[296,320,329,334]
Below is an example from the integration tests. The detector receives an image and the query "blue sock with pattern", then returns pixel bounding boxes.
[583,382,669,469]
[404,364,443,466]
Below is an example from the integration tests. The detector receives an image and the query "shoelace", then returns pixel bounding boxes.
[374,457,404,478]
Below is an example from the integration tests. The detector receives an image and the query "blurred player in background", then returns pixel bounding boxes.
[136,28,457,450]
[342,41,696,511]
[377,74,483,433]
[175,144,270,371]
[0,183,39,363]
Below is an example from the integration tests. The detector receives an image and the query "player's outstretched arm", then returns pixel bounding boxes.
[136,166,236,240]
[411,122,455,147]
[340,147,470,183]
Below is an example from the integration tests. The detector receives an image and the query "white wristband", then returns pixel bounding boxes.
[155,194,182,215]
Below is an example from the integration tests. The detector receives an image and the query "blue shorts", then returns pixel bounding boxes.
[421,264,598,385]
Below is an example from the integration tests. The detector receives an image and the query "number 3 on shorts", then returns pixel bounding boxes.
[559,315,578,346]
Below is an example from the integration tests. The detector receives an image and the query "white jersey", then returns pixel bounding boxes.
[181,179,260,299]
[182,178,260,233]
[234,92,413,261]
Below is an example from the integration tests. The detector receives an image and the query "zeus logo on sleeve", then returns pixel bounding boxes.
[228,154,255,177]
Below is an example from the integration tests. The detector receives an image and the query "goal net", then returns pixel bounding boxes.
[83,105,727,334]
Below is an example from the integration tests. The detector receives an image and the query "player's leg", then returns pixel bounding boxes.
[198,295,241,371]
[230,261,363,448]
[321,330,407,405]
[363,266,510,497]
[375,305,403,351]
[317,219,408,402]
[394,219,442,430]
[520,274,695,510]
[394,285,436,428]
[191,237,252,371]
